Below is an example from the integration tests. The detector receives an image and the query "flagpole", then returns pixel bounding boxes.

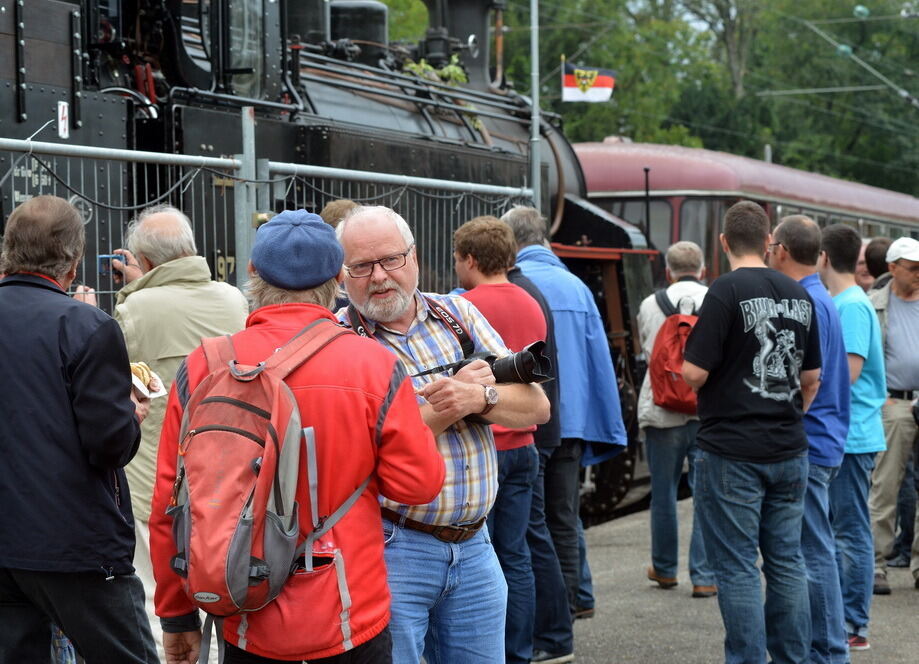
[529,0,540,211]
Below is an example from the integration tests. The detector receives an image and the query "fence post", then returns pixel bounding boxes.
[233,106,257,288]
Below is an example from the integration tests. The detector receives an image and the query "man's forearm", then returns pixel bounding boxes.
[483,383,550,428]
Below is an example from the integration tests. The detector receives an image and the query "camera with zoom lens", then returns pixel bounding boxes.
[414,340,553,385]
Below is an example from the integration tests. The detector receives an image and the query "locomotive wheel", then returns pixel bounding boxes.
[580,444,637,527]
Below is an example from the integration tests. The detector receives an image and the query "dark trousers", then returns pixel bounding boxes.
[545,438,584,609]
[223,627,392,663]
[528,446,574,654]
[893,449,916,559]
[0,567,156,664]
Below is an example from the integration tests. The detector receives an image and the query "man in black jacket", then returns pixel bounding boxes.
[0,196,157,663]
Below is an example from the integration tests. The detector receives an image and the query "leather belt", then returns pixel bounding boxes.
[888,389,917,400]
[381,507,485,544]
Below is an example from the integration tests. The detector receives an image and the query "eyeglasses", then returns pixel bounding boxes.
[768,242,786,252]
[344,244,414,278]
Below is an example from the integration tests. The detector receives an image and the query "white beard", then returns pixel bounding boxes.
[354,278,415,323]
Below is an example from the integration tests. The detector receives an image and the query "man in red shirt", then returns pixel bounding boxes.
[149,210,445,664]
[454,216,548,664]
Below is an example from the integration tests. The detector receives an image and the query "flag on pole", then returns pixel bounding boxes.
[561,56,616,102]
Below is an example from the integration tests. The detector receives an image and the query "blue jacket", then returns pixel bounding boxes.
[515,245,627,464]
[0,274,141,575]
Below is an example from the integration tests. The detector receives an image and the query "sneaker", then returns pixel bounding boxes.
[531,650,575,663]
[692,585,717,598]
[848,634,870,651]
[573,606,595,620]
[887,552,911,568]
[873,573,891,595]
[647,566,678,589]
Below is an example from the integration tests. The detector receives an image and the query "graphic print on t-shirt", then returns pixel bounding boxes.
[739,296,812,402]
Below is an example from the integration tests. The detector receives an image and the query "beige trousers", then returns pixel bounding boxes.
[134,519,220,663]
[869,398,919,578]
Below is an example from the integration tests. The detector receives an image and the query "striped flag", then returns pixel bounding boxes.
[561,59,616,102]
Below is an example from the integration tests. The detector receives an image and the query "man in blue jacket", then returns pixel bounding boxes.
[0,196,156,662]
[502,206,627,663]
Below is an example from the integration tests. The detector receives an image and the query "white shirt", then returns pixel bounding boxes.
[637,279,708,429]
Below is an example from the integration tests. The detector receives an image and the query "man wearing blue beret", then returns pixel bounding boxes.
[336,205,551,664]
[149,210,445,664]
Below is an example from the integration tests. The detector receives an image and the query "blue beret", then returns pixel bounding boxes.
[250,210,343,290]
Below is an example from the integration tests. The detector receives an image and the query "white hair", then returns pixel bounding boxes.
[335,205,414,247]
[126,204,197,267]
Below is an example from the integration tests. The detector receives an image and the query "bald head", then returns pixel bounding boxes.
[126,205,197,268]
[774,215,821,266]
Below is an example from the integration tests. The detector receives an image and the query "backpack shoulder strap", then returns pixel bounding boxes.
[654,289,678,318]
[201,335,236,373]
[264,319,351,379]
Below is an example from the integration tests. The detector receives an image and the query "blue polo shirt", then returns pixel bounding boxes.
[799,274,849,467]
[833,285,886,454]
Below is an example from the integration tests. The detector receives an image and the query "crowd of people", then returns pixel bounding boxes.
[0,194,916,664]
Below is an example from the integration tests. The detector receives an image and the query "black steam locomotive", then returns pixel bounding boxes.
[0,0,653,521]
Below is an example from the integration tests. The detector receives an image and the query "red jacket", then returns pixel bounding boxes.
[149,304,444,660]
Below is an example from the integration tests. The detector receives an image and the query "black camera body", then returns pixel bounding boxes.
[451,340,553,385]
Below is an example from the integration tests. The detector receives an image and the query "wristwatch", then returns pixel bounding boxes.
[481,385,499,415]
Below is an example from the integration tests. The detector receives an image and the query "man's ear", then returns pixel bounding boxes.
[699,266,707,281]
[247,260,257,277]
[719,233,730,255]
[665,267,673,283]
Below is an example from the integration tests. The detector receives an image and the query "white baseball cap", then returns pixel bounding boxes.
[886,237,919,263]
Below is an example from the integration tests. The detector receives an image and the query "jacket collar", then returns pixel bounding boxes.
[517,244,568,270]
[246,302,339,329]
[0,272,66,294]
[116,256,214,304]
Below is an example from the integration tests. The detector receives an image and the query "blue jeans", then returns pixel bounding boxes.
[487,445,539,664]
[576,516,594,610]
[382,519,507,664]
[802,463,848,664]
[528,446,573,655]
[828,452,876,637]
[645,423,714,585]
[695,449,810,664]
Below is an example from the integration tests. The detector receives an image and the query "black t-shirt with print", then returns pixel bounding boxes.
[684,267,821,463]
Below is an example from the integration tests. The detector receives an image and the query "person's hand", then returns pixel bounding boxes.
[130,391,151,424]
[417,377,484,420]
[112,249,144,285]
[73,285,98,307]
[163,631,201,664]
[452,358,495,386]
[148,374,163,394]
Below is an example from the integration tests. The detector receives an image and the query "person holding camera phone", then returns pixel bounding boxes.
[335,206,550,664]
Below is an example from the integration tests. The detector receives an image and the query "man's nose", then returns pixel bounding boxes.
[369,261,388,280]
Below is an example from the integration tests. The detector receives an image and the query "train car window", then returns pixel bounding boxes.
[609,200,672,253]
[863,222,885,239]
[679,199,716,259]
[227,0,265,98]
[889,227,905,239]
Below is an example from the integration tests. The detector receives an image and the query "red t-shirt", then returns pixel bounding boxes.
[462,282,548,450]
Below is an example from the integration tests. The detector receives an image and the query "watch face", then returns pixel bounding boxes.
[485,386,499,404]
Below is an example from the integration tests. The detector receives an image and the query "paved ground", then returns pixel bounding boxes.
[573,499,919,663]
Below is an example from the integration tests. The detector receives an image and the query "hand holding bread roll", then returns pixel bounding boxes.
[130,362,153,389]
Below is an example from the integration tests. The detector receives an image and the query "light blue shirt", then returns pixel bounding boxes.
[515,245,627,464]
[833,285,886,454]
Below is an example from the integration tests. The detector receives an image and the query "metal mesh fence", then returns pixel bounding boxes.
[1,144,530,312]
[280,176,531,294]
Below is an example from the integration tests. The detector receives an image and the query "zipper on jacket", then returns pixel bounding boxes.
[112,471,121,507]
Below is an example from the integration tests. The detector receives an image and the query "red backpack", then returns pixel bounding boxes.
[166,319,363,657]
[649,290,698,415]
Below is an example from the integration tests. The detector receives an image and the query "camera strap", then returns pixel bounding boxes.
[346,297,475,358]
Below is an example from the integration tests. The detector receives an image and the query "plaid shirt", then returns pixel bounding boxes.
[338,292,508,525]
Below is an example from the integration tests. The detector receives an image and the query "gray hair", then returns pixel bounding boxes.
[335,205,414,247]
[125,204,197,268]
[245,273,339,311]
[665,241,704,277]
[500,206,548,249]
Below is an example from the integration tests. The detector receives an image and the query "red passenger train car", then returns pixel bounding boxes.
[575,140,919,282]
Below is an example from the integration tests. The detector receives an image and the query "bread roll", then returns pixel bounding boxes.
[130,362,153,388]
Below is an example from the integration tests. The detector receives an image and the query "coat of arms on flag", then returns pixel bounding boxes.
[561,59,616,102]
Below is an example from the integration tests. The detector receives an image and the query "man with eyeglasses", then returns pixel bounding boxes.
[334,205,550,664]
[868,237,919,596]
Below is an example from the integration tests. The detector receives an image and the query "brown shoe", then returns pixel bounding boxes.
[692,585,717,598]
[647,566,678,589]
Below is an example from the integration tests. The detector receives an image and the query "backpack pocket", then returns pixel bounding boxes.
[263,503,300,598]
[166,502,191,578]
